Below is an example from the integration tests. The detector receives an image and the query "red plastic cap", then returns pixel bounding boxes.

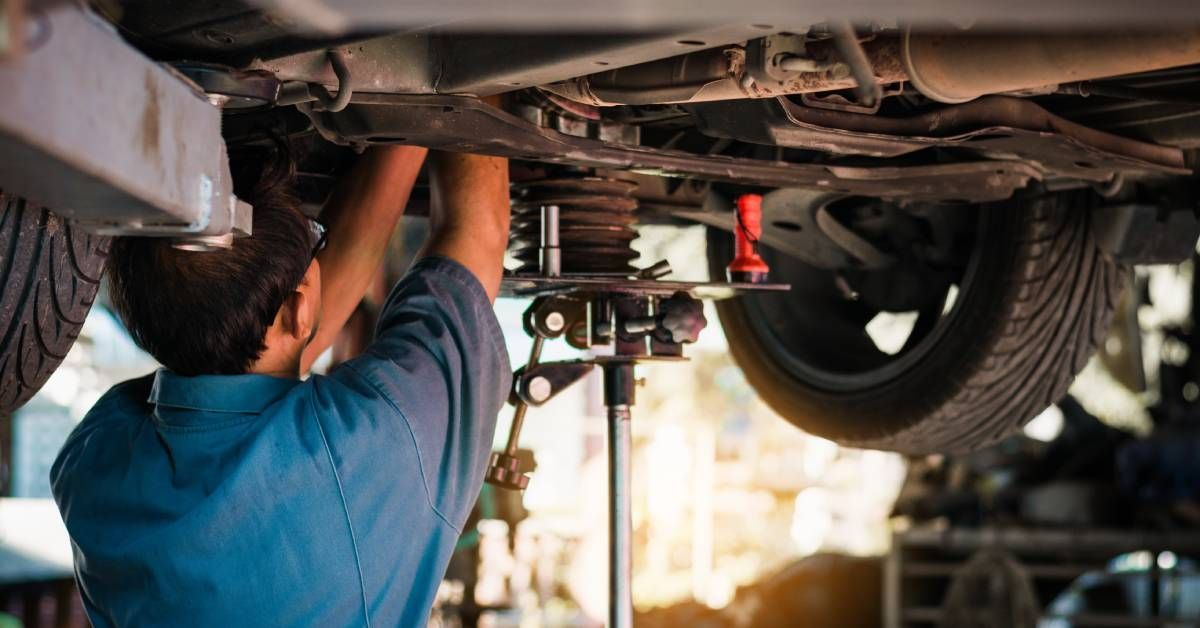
[736,194,763,230]
[727,193,770,282]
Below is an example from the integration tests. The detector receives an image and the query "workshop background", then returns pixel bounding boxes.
[2,224,1199,627]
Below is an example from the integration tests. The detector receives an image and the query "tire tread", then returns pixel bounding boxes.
[0,192,110,413]
[866,194,1124,452]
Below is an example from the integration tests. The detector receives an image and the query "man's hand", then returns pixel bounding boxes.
[422,152,510,301]
[301,145,427,373]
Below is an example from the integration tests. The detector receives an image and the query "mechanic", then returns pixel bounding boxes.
[49,145,513,626]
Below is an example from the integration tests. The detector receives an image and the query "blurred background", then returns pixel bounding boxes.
[3,223,1200,628]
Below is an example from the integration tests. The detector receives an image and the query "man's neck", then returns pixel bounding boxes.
[248,348,303,379]
[251,367,301,379]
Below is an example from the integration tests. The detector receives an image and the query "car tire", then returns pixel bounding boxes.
[0,191,110,414]
[708,191,1126,454]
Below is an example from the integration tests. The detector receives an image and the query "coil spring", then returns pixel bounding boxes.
[509,176,640,274]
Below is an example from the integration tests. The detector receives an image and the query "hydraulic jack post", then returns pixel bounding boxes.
[603,362,636,628]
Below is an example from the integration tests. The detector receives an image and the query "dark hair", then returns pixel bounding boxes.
[106,145,312,375]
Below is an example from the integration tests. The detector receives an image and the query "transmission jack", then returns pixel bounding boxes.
[489,173,786,628]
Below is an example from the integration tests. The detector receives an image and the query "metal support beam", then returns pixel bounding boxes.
[0,4,250,237]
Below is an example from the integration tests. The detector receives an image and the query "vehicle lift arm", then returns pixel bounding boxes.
[0,3,250,247]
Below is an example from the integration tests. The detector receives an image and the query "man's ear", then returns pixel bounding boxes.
[289,259,322,342]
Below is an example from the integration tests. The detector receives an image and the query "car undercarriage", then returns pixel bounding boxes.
[4,1,1200,455]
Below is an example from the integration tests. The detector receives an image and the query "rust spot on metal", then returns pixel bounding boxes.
[861,36,906,84]
[139,71,161,159]
[783,72,857,93]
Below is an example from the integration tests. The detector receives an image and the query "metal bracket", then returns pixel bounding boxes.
[500,274,789,299]
[746,32,819,86]
[513,360,595,407]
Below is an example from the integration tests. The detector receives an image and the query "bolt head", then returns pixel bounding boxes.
[527,376,552,403]
[544,311,565,332]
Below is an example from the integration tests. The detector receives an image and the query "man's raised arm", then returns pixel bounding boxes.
[325,152,513,528]
[421,152,511,302]
[300,145,426,373]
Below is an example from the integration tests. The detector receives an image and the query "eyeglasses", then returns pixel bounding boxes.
[308,219,328,260]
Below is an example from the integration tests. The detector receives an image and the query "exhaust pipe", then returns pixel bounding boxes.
[540,28,1200,107]
[904,28,1200,103]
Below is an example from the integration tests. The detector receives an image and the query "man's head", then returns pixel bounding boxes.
[106,147,324,377]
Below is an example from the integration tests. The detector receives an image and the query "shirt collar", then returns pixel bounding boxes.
[148,368,302,415]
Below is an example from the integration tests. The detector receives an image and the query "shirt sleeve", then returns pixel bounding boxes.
[327,256,511,527]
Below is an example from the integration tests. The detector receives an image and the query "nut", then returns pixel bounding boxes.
[527,376,552,403]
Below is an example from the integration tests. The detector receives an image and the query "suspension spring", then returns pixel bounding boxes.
[509,176,640,275]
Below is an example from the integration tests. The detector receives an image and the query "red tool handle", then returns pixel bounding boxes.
[726,194,770,283]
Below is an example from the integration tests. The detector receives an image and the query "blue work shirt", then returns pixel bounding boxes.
[50,257,511,627]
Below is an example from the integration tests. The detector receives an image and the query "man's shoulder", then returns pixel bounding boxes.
[50,373,155,490]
